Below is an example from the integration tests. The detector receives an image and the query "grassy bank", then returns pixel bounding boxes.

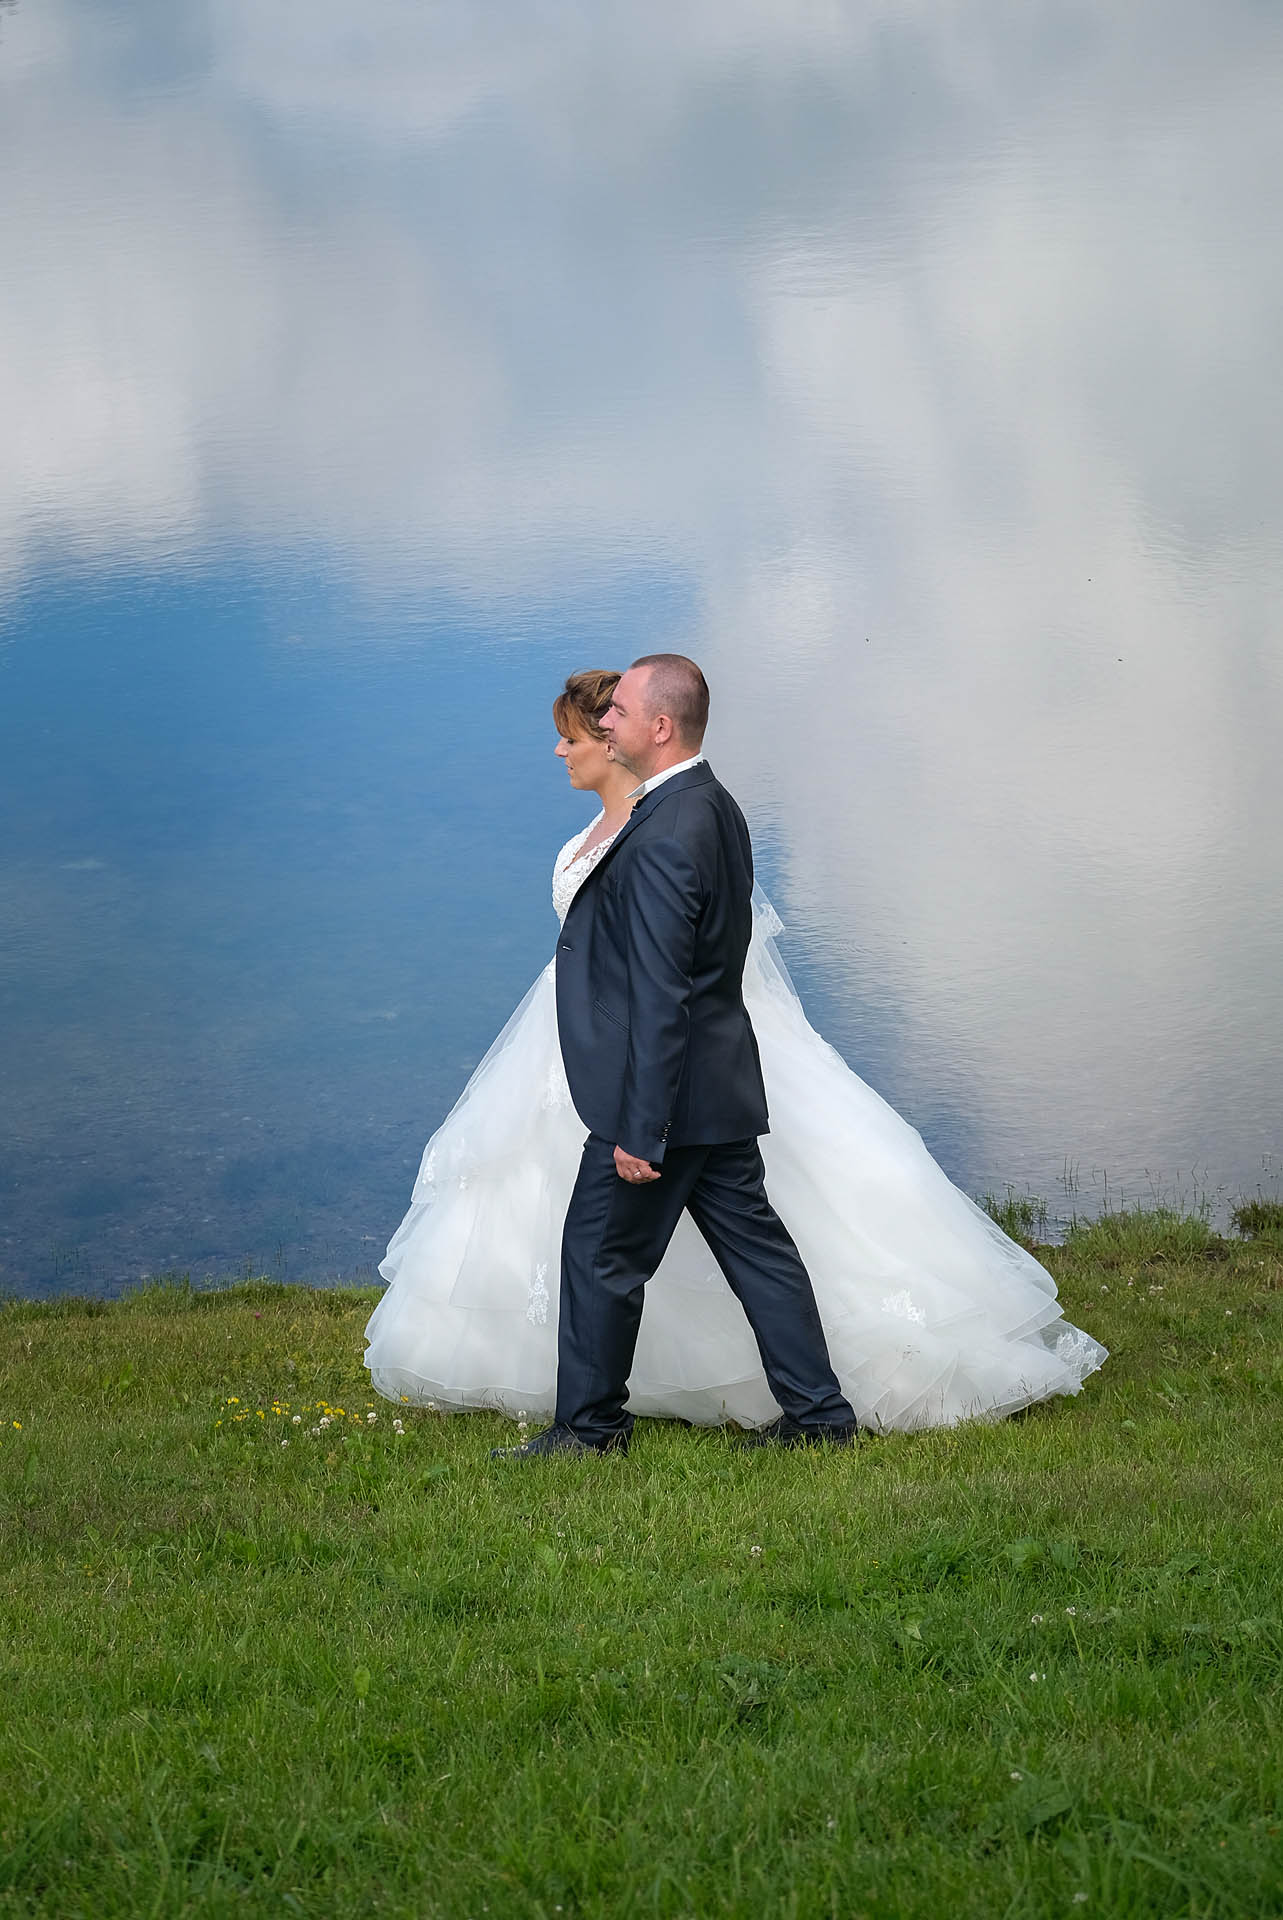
[2,1214,1282,1918]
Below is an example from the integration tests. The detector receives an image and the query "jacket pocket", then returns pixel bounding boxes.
[593,998,629,1032]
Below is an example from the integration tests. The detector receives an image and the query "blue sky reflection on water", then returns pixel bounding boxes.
[0,564,693,1290]
[1,0,1282,1292]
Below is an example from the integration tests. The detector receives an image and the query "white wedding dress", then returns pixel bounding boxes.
[364,819,1106,1430]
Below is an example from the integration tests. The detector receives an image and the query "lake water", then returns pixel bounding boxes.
[2,0,1281,1296]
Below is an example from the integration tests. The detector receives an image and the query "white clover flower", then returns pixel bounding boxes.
[750,1546,763,1557]
[319,1415,331,1428]
[1028,1672,1046,1682]
[1065,1606,1077,1616]
[310,1426,321,1436]
[292,1414,302,1424]
[280,1439,289,1448]
[1010,1770,1022,1781]
[1030,1613,1044,1624]
[367,1412,377,1424]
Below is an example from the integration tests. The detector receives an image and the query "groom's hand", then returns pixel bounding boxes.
[614,1147,660,1184]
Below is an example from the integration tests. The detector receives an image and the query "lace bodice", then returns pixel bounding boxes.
[552,815,619,925]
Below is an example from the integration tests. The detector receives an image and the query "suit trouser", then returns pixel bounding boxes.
[555,1133,855,1444]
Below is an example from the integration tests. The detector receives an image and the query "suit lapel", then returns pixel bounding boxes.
[569,762,715,901]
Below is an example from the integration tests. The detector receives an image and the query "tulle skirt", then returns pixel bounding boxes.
[364,895,1106,1430]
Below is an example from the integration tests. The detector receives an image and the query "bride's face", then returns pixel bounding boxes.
[555,727,613,791]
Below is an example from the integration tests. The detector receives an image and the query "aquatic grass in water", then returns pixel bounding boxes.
[2,1219,1282,1917]
[1231,1198,1283,1240]
[977,1188,1050,1247]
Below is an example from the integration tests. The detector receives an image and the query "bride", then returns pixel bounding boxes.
[364,669,1105,1431]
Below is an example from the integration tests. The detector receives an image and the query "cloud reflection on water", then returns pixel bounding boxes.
[1,0,1280,1274]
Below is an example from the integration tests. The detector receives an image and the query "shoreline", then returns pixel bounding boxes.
[6,1190,1282,1310]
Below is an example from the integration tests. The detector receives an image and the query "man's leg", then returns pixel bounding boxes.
[685,1139,856,1434]
[555,1135,705,1446]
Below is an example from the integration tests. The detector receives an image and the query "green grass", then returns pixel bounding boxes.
[1062,1206,1224,1267]
[2,1222,1282,1919]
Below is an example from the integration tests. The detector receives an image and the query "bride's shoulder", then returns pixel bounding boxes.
[554,811,604,871]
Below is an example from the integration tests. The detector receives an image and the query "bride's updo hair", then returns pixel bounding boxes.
[553,669,620,742]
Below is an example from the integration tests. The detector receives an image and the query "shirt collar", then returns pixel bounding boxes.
[627,753,706,801]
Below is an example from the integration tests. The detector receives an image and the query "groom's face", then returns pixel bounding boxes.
[599,666,655,776]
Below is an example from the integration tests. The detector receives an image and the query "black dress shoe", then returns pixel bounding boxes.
[490,1422,630,1460]
[737,1415,859,1450]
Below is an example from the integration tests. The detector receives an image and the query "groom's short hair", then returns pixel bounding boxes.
[630,653,710,746]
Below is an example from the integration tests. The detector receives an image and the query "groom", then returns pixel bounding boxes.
[498,653,858,1458]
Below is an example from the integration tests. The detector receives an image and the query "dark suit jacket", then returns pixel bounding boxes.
[554,762,770,1164]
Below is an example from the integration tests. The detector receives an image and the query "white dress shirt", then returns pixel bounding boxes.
[628,753,706,801]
